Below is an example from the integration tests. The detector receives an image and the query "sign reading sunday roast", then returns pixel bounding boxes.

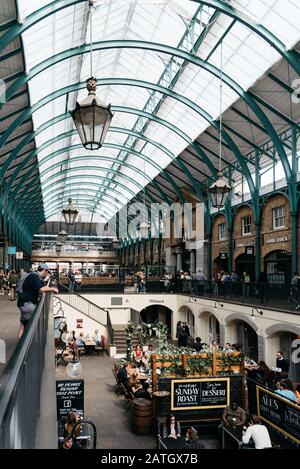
[171,378,230,411]
[257,386,300,444]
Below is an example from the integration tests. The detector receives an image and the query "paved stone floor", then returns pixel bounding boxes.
[56,353,157,449]
[55,353,217,450]
[0,294,20,376]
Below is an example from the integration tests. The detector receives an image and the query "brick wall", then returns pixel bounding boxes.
[232,205,255,262]
[211,214,227,262]
[260,194,291,266]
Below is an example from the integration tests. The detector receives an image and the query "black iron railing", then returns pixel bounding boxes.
[0,292,50,448]
[107,312,114,346]
[133,280,298,313]
[58,277,299,313]
[130,308,142,325]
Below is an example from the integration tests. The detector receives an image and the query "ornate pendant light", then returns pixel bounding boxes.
[70,1,113,150]
[61,198,79,225]
[208,41,231,208]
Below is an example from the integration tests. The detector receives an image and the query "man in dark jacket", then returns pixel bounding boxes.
[17,264,58,338]
[194,337,203,352]
[276,351,289,378]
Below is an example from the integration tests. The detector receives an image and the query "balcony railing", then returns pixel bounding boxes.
[57,277,300,313]
[0,292,50,448]
[143,279,299,313]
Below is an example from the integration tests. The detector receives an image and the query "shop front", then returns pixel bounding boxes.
[264,250,292,284]
[213,251,228,274]
[235,251,255,281]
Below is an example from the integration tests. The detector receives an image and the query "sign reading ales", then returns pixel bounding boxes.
[171,378,230,411]
[257,386,300,444]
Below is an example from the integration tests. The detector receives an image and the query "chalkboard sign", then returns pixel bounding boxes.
[257,386,300,444]
[171,378,230,411]
[56,380,84,421]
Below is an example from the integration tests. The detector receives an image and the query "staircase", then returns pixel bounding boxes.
[113,325,140,354]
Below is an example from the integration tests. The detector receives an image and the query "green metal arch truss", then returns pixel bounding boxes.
[12,176,141,230]
[1,1,299,75]
[13,141,174,206]
[0,78,257,206]
[4,39,292,189]
[11,166,159,228]
[0,108,213,217]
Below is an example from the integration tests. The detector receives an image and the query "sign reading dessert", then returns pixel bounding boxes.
[257,386,300,444]
[171,378,230,411]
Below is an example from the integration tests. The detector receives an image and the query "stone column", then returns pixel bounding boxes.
[190,250,196,275]
[176,252,182,272]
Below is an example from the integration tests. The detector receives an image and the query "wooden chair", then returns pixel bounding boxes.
[112,368,123,396]
[120,383,135,410]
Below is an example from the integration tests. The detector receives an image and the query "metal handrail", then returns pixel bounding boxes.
[56,282,108,326]
[0,291,50,448]
[57,282,108,312]
[106,312,114,346]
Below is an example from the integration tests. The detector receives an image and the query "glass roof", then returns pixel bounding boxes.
[15,0,300,222]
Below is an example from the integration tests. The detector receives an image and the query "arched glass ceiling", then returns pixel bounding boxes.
[11,0,300,224]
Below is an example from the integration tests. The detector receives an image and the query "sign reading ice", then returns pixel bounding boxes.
[171,378,229,411]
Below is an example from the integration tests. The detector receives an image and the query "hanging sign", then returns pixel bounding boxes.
[219,251,227,260]
[171,378,230,411]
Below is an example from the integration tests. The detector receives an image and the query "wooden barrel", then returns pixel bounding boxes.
[131,398,153,435]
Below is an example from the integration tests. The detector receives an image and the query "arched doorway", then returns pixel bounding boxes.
[198,311,221,347]
[235,253,255,281]
[177,305,195,338]
[226,318,258,359]
[213,255,228,274]
[140,305,172,335]
[266,329,300,381]
[264,250,292,284]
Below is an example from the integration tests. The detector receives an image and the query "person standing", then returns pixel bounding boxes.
[291,272,300,310]
[195,269,206,296]
[17,264,58,338]
[9,270,19,300]
[276,351,289,378]
[0,268,4,295]
[68,269,75,292]
[74,270,82,292]
[243,271,251,298]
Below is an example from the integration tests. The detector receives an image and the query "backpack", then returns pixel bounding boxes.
[16,272,39,294]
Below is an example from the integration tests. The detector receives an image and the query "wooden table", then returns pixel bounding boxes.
[153,391,170,419]
[137,373,148,381]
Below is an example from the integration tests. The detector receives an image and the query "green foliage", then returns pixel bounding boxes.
[186,355,213,375]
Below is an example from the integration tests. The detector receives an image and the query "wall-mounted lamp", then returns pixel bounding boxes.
[188,297,197,303]
[251,308,263,321]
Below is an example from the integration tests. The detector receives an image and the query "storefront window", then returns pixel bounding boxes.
[241,216,252,235]
[218,223,226,240]
[272,206,285,229]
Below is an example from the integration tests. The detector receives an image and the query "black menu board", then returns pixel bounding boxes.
[171,378,230,411]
